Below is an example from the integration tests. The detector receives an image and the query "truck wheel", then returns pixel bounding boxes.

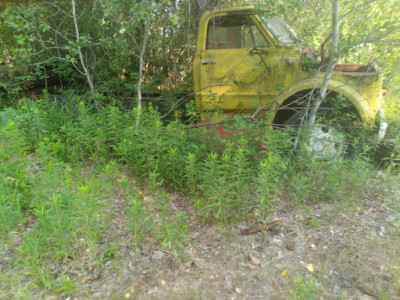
[285,111,347,161]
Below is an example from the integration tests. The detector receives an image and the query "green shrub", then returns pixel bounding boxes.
[6,96,381,223]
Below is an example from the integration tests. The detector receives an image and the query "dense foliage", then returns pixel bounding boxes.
[0,0,399,107]
[2,98,398,296]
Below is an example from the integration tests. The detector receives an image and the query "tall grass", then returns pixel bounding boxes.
[0,96,382,297]
[6,97,379,216]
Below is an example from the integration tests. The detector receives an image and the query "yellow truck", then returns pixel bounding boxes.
[193,7,387,160]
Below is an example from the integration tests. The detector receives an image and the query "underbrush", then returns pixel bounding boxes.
[0,97,393,298]
[383,115,400,169]
[3,98,383,220]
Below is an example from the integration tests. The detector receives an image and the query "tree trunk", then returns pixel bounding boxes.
[136,8,151,128]
[308,0,339,125]
[71,0,95,100]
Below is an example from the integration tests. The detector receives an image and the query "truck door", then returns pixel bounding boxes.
[194,13,276,114]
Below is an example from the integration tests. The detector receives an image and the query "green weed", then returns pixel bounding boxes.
[55,276,78,295]
[155,193,189,258]
[196,152,235,224]
[291,277,321,300]
[288,155,372,205]
[127,195,152,250]
[184,152,199,196]
[254,152,286,223]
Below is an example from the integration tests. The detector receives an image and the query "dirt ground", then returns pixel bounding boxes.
[1,172,400,300]
[71,175,400,299]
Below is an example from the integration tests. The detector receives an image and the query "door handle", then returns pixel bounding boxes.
[201,60,216,64]
[249,48,270,55]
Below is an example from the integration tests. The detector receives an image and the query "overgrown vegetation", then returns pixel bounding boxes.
[1,99,398,297]
[0,0,399,298]
[0,0,399,109]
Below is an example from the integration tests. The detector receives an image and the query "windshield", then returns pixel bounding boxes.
[258,13,298,45]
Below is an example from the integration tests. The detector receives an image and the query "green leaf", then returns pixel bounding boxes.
[170,16,177,26]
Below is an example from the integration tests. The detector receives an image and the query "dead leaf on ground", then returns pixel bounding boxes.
[89,265,102,279]
[26,214,36,222]
[284,241,295,251]
[247,262,256,269]
[300,261,315,273]
[249,252,261,266]
[300,217,312,225]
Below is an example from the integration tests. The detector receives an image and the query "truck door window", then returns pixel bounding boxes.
[206,15,268,50]
[259,13,298,45]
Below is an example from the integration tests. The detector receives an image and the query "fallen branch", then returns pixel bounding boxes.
[240,220,281,235]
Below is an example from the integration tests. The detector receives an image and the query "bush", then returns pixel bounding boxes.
[5,97,379,222]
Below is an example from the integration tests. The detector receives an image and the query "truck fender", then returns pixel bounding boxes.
[274,77,377,125]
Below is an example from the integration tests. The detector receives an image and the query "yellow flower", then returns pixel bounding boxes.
[282,269,288,276]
